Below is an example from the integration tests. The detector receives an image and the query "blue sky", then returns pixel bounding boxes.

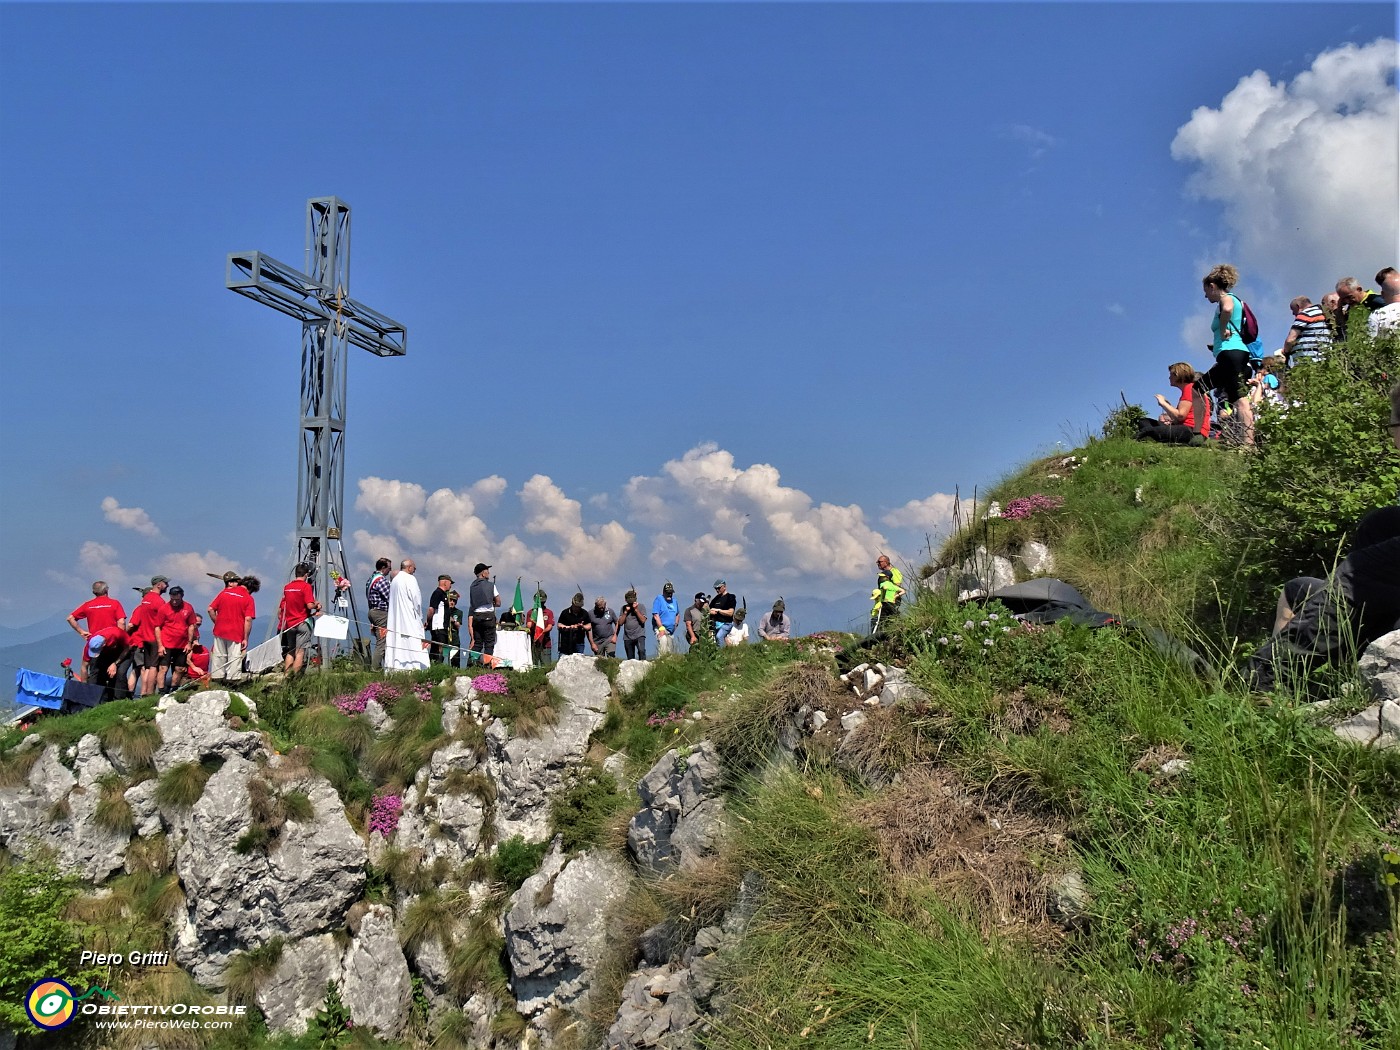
[0,2,1395,631]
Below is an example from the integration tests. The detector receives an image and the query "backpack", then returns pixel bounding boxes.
[1237,299,1259,344]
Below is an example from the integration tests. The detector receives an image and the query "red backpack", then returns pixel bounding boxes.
[1235,299,1260,344]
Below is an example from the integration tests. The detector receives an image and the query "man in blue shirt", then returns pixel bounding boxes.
[651,582,680,655]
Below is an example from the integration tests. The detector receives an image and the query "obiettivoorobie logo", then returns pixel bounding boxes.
[25,979,120,1029]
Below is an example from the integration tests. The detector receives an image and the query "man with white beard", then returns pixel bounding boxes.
[386,559,429,670]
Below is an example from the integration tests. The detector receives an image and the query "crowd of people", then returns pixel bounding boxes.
[1136,264,1399,447]
[361,557,847,671]
[58,553,909,695]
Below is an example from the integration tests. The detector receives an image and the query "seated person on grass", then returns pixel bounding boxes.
[1136,362,1211,444]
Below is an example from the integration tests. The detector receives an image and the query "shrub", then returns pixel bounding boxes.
[1233,336,1400,596]
[0,857,104,1030]
[493,836,548,890]
[550,764,632,852]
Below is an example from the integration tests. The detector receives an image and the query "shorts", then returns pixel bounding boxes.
[133,641,158,668]
[158,647,188,669]
[1207,349,1252,404]
[281,621,314,656]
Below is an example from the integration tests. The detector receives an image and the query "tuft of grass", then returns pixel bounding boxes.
[0,745,42,787]
[125,832,171,876]
[153,759,220,810]
[98,717,163,771]
[224,938,284,1005]
[369,695,448,784]
[400,888,460,953]
[445,905,511,1001]
[711,660,844,779]
[93,773,135,835]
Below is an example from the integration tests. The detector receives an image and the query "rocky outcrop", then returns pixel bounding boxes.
[504,839,633,1017]
[924,545,1016,600]
[173,756,366,986]
[0,743,129,882]
[255,934,342,1036]
[628,743,724,874]
[838,662,927,709]
[1019,541,1056,576]
[604,873,761,1050]
[153,691,265,772]
[341,904,412,1038]
[616,659,654,697]
[1360,630,1400,703]
[1333,700,1400,750]
[396,739,488,867]
[487,655,612,842]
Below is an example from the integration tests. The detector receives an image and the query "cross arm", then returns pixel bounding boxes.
[227,251,407,358]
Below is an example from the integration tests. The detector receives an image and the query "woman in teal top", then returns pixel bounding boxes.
[1202,263,1255,447]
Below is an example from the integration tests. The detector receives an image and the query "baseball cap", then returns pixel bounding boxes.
[714,579,726,590]
[473,563,491,575]
[438,574,454,583]
[151,575,169,586]
[662,582,674,594]
[87,635,106,657]
[694,592,709,602]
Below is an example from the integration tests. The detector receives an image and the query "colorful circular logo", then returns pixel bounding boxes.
[26,979,76,1029]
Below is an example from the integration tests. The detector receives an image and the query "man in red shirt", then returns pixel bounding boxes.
[126,587,170,697]
[157,586,200,690]
[86,627,132,699]
[277,563,322,677]
[67,581,127,681]
[208,571,256,684]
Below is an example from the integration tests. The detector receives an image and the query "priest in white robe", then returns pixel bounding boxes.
[385,559,429,671]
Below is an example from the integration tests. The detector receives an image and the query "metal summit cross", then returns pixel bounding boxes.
[226,197,407,643]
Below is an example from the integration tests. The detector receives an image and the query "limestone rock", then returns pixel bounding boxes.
[1359,630,1400,703]
[1333,701,1400,750]
[628,743,724,874]
[924,546,1016,598]
[395,740,487,866]
[505,840,633,1016]
[1020,541,1056,576]
[840,711,867,733]
[1049,870,1090,926]
[0,745,127,882]
[256,934,342,1036]
[173,756,366,986]
[362,699,395,735]
[616,659,653,697]
[488,655,612,842]
[604,873,762,1050]
[74,734,115,789]
[125,777,162,839]
[341,903,412,1038]
[152,691,265,772]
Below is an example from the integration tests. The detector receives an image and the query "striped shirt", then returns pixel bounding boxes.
[1288,304,1331,362]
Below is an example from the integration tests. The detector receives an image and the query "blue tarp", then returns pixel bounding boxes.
[15,668,66,711]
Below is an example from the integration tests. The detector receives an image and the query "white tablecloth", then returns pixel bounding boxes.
[493,631,532,669]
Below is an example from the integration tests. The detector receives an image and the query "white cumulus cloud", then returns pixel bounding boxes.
[159,551,253,599]
[623,445,887,581]
[882,492,964,531]
[1171,38,1399,306]
[101,496,161,538]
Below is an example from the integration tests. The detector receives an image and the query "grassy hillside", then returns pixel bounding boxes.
[4,334,1396,1050]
